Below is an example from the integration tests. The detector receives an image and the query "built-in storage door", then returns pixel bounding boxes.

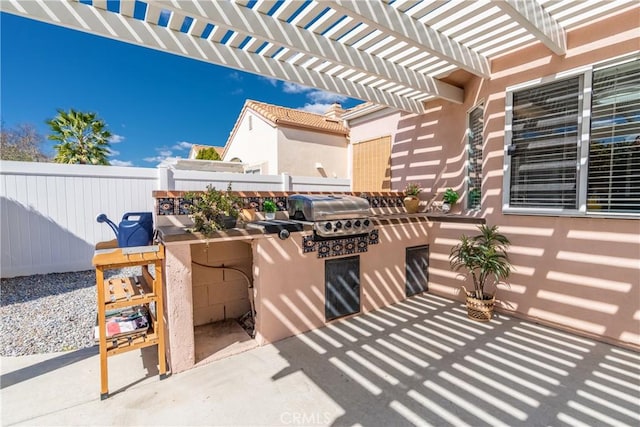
[406,245,429,297]
[325,255,360,321]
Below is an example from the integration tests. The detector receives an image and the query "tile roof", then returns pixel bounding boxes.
[245,100,349,135]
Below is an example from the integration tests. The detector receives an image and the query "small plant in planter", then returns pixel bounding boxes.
[262,199,277,220]
[184,183,241,235]
[449,224,513,321]
[403,182,422,213]
[442,188,460,213]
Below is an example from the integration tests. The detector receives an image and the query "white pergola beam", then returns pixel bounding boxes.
[1,0,425,114]
[167,9,183,32]
[120,0,136,18]
[189,19,207,38]
[496,0,567,55]
[145,3,162,25]
[155,0,463,103]
[324,0,491,78]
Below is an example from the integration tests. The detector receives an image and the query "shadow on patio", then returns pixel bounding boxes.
[1,293,638,426]
[271,293,640,426]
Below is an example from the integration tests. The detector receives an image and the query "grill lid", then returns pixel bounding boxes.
[288,194,370,221]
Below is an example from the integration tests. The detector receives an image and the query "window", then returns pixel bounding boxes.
[588,60,640,213]
[504,57,639,216]
[467,104,484,210]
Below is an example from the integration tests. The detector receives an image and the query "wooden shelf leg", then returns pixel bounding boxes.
[96,267,109,397]
[155,260,168,378]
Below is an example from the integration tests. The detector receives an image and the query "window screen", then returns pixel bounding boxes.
[588,59,640,213]
[509,77,581,208]
[468,104,483,210]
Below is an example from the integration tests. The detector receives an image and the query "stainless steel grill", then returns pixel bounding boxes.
[288,194,372,237]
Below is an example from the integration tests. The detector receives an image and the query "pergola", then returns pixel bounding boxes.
[2,0,636,114]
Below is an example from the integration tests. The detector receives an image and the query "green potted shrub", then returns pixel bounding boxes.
[184,183,241,235]
[262,199,277,220]
[449,224,513,321]
[403,182,422,214]
[442,188,460,213]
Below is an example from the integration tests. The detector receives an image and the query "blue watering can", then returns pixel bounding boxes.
[96,212,154,248]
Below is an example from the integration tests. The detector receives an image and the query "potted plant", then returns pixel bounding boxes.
[184,183,241,235]
[262,199,277,220]
[449,224,513,321]
[404,182,421,214]
[442,188,460,213]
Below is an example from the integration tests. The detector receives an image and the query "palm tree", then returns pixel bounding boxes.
[47,109,111,165]
[449,224,512,299]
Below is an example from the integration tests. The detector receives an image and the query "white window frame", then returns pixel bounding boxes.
[503,53,640,218]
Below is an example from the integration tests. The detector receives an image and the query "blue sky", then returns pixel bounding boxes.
[1,13,361,167]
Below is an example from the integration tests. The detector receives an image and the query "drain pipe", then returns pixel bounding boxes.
[191,261,256,329]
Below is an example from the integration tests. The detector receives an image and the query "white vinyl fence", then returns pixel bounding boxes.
[0,161,350,277]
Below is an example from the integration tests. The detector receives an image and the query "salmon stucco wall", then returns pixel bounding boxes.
[348,9,640,349]
[253,222,429,345]
[163,243,195,373]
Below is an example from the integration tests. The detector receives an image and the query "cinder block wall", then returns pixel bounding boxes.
[190,241,253,326]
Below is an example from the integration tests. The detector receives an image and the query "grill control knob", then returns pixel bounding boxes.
[363,219,371,227]
[324,222,332,231]
[278,229,290,240]
[344,221,352,229]
[354,220,361,228]
[335,221,342,229]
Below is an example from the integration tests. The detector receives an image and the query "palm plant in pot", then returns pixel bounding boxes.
[449,224,512,321]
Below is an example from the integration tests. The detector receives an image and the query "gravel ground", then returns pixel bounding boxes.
[0,267,145,356]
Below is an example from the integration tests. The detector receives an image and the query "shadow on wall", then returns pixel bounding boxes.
[0,197,94,278]
[269,293,640,426]
[391,106,468,209]
[427,220,640,348]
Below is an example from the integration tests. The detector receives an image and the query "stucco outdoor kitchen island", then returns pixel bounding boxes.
[156,213,431,374]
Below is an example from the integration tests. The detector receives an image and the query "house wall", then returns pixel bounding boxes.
[277,127,349,178]
[347,9,640,349]
[222,110,278,174]
[349,109,401,145]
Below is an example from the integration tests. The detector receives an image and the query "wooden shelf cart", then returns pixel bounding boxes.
[93,241,167,399]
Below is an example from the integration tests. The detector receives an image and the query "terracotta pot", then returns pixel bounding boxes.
[465,292,495,322]
[404,196,420,213]
[240,208,256,222]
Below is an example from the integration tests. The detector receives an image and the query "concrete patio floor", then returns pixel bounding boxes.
[2,293,639,426]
